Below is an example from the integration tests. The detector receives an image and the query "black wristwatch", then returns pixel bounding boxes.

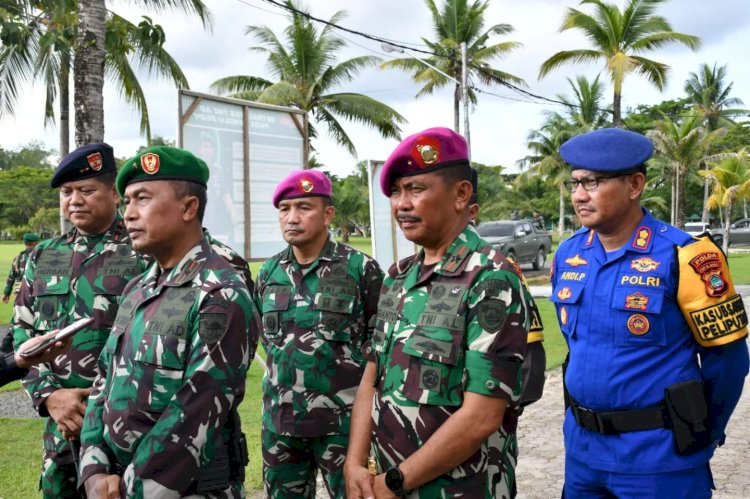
[385,466,408,496]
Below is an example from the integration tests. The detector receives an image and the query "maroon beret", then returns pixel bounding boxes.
[272,169,332,208]
[380,127,470,196]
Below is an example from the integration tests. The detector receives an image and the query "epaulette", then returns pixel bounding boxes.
[653,221,694,247]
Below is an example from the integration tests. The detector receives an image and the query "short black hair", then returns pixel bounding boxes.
[434,163,472,190]
[172,180,207,222]
[98,170,117,188]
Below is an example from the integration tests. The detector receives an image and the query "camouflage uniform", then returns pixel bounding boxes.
[255,239,383,498]
[11,215,147,498]
[3,246,33,299]
[369,224,529,498]
[204,228,254,294]
[79,237,260,498]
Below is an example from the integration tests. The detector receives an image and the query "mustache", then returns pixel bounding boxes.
[396,213,422,223]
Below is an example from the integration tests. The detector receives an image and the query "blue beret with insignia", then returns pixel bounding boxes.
[51,143,116,187]
[559,128,653,172]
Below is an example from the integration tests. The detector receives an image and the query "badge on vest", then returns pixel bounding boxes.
[627,314,650,336]
[688,252,728,297]
[625,292,649,310]
[630,257,660,273]
[564,254,588,267]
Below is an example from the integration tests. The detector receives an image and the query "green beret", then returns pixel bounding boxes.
[116,146,210,197]
[23,232,40,243]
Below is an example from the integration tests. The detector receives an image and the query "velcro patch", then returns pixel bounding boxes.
[477,299,507,332]
[199,313,226,345]
[689,295,748,344]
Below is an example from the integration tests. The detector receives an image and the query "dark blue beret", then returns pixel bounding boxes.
[50,143,116,187]
[559,128,653,172]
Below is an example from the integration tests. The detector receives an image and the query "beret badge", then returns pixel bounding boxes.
[87,152,103,171]
[411,136,441,168]
[141,153,160,175]
[299,178,314,193]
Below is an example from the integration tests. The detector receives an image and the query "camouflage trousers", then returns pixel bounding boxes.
[262,428,348,499]
[40,458,83,499]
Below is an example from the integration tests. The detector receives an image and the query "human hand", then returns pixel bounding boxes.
[344,461,375,499]
[45,387,91,436]
[2,295,9,304]
[14,331,72,369]
[84,473,122,499]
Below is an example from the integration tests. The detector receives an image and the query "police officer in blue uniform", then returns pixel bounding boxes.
[551,128,749,498]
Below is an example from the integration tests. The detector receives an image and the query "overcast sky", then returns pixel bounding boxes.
[1,0,749,176]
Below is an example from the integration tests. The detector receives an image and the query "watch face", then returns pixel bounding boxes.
[385,466,403,492]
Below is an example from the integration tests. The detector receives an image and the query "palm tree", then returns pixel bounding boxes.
[381,0,524,133]
[0,0,211,151]
[211,1,404,167]
[518,114,576,239]
[556,75,610,130]
[684,63,747,223]
[648,114,724,228]
[539,0,701,127]
[75,0,106,144]
[700,153,750,254]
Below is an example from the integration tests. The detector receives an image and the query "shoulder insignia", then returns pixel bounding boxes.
[443,245,469,273]
[625,292,649,310]
[632,226,652,250]
[631,257,660,273]
[477,299,507,331]
[560,306,568,326]
[627,314,650,336]
[564,254,588,267]
[689,251,728,298]
[585,230,596,247]
[199,313,226,345]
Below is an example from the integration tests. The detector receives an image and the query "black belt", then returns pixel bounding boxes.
[569,397,670,434]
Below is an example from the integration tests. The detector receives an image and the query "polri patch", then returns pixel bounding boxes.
[199,313,226,344]
[689,252,728,297]
[627,314,650,336]
[477,299,507,331]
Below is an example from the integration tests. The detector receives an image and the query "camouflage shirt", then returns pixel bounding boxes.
[369,224,529,495]
[255,239,383,437]
[11,215,148,458]
[4,246,33,297]
[80,237,261,497]
[204,228,254,294]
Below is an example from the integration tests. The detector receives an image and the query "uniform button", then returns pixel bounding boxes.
[33,392,40,398]
[485,380,496,390]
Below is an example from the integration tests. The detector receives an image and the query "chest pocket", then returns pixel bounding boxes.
[549,282,585,339]
[313,274,358,342]
[92,253,141,296]
[261,284,291,340]
[134,287,194,412]
[32,249,74,326]
[399,284,467,407]
[611,287,666,347]
[372,281,403,355]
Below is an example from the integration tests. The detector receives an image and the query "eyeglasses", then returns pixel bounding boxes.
[563,173,631,193]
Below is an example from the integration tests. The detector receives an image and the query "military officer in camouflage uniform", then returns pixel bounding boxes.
[256,169,383,498]
[345,127,530,498]
[80,146,260,498]
[3,231,40,303]
[11,144,148,498]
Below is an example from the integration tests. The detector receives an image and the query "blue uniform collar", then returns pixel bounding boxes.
[580,209,656,258]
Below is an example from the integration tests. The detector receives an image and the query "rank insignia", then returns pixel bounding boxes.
[557,287,572,301]
[627,314,650,336]
[632,226,652,249]
[140,152,160,174]
[564,254,588,267]
[585,230,595,247]
[87,152,103,171]
[299,178,314,193]
[631,257,660,273]
[410,135,441,168]
[689,252,728,297]
[560,306,568,326]
[625,292,649,310]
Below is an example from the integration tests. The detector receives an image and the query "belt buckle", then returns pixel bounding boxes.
[574,405,602,433]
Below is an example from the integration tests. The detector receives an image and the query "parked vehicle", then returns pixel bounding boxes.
[709,218,750,247]
[477,219,553,270]
[684,222,711,237]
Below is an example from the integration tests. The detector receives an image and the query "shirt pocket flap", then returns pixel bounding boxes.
[313,292,356,314]
[261,285,291,312]
[134,333,187,370]
[611,288,665,314]
[403,328,462,366]
[549,283,585,305]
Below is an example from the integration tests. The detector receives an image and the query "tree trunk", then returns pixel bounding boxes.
[558,183,565,240]
[701,161,710,223]
[59,48,71,156]
[453,82,460,133]
[302,111,309,168]
[613,90,622,128]
[723,200,731,254]
[670,168,677,225]
[74,0,106,145]
[677,165,686,228]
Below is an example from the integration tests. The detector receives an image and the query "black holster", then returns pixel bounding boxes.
[195,408,248,493]
[664,380,712,455]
